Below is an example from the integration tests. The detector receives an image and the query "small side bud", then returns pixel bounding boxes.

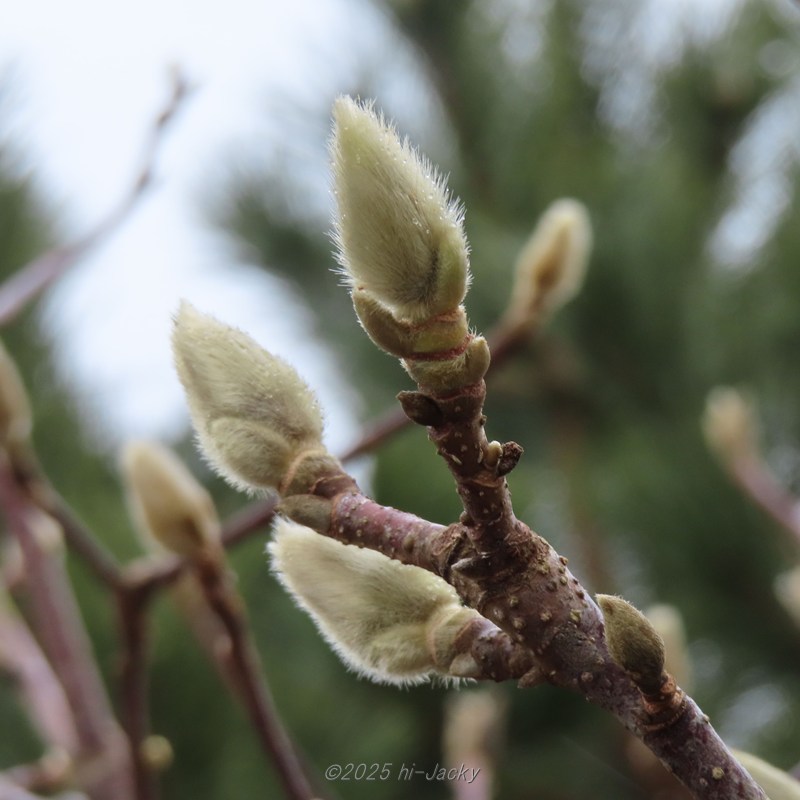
[505,199,592,326]
[703,387,759,465]
[120,440,219,558]
[731,750,800,800]
[269,519,481,684]
[597,594,666,693]
[171,302,324,492]
[331,96,470,323]
[0,339,33,451]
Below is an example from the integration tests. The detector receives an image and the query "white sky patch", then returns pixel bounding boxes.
[0,0,429,469]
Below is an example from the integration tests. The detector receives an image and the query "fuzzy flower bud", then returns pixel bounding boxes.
[269,519,482,685]
[331,96,470,324]
[505,199,591,325]
[703,387,759,465]
[0,339,33,451]
[171,302,327,493]
[120,440,219,557]
[597,594,666,693]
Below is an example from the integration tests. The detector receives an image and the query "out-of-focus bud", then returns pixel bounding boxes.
[597,594,666,693]
[732,749,800,800]
[171,302,333,494]
[0,339,33,451]
[120,440,219,558]
[269,519,483,685]
[139,734,174,773]
[504,199,592,326]
[775,565,800,629]
[703,387,759,465]
[331,96,470,324]
[644,604,693,692]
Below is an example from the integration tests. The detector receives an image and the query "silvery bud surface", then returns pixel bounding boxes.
[120,440,219,557]
[171,302,324,492]
[331,96,470,323]
[269,519,481,685]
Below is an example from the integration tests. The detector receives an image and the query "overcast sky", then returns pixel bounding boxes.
[0,0,420,460]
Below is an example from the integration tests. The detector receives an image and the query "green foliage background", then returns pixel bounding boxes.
[2,1,800,798]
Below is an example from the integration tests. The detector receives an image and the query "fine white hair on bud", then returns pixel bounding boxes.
[702,386,759,465]
[171,301,324,493]
[269,519,481,685]
[331,96,470,323]
[0,338,33,451]
[120,440,220,557]
[505,198,592,325]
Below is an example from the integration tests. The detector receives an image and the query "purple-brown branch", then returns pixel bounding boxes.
[0,456,134,800]
[280,369,766,799]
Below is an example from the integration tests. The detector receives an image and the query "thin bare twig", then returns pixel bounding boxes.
[728,456,800,549]
[0,588,78,753]
[0,457,134,800]
[191,548,316,800]
[0,69,190,327]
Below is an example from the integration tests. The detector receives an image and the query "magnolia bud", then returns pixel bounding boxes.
[597,594,666,693]
[120,440,219,557]
[331,96,470,323]
[171,302,326,493]
[731,749,800,800]
[703,387,759,464]
[0,339,33,451]
[269,519,482,684]
[505,198,592,325]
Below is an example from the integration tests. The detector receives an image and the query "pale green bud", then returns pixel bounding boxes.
[269,519,482,685]
[120,440,219,557]
[505,198,592,325]
[703,387,759,465]
[331,96,470,323]
[597,594,666,693]
[732,749,800,800]
[171,302,324,492]
[0,339,32,451]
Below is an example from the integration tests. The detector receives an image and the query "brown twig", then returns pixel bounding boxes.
[191,547,316,800]
[116,585,158,800]
[0,456,134,800]
[0,68,190,327]
[728,455,800,549]
[0,588,79,754]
